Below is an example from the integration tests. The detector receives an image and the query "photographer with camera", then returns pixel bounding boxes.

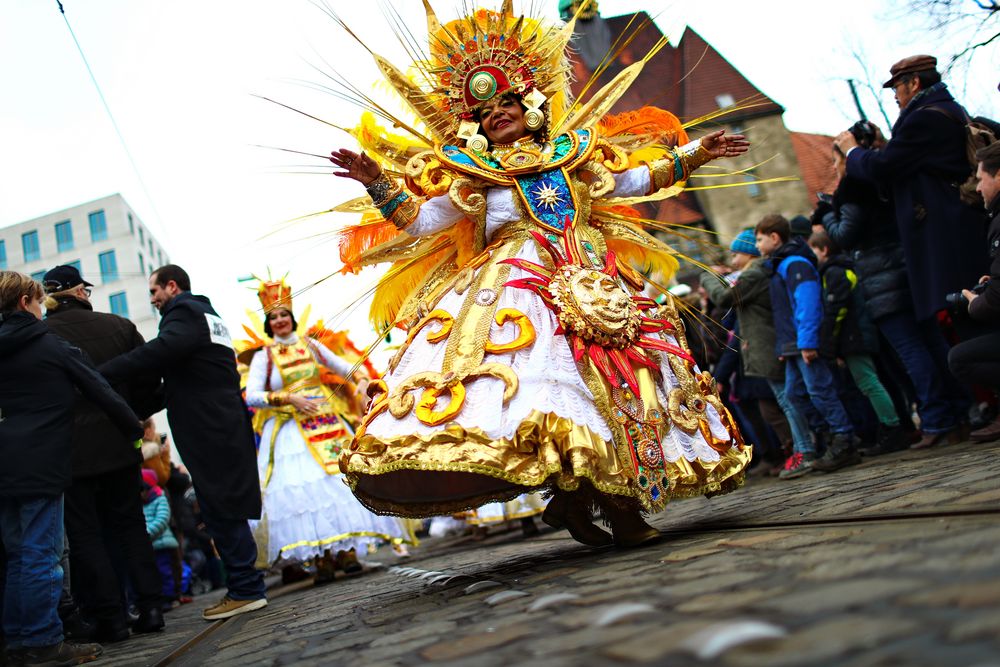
[948,143,1000,442]
[834,54,987,446]
[817,129,964,452]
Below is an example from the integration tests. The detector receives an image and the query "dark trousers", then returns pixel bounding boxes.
[195,494,265,601]
[949,331,1000,391]
[65,465,162,621]
[877,310,969,433]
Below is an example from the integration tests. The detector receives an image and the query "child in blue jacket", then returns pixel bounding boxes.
[755,215,861,476]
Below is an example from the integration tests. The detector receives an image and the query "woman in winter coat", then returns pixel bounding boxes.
[0,271,142,665]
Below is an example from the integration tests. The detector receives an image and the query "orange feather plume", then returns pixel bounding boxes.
[597,106,689,145]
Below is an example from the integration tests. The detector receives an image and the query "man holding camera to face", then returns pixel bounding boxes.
[834,54,988,446]
[948,143,1000,442]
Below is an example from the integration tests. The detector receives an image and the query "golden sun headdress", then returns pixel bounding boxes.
[427,2,574,147]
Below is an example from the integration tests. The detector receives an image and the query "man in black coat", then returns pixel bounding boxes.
[949,143,1000,442]
[43,264,166,640]
[834,54,983,445]
[99,265,266,621]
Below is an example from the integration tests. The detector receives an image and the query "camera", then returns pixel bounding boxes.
[849,120,877,149]
[945,281,989,311]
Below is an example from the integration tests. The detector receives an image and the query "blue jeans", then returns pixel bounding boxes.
[0,496,65,649]
[785,355,854,436]
[767,378,815,456]
[877,310,968,434]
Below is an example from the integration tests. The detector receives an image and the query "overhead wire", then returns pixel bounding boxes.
[54,0,172,247]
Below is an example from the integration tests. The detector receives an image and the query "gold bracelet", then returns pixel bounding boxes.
[267,391,289,406]
[365,172,401,208]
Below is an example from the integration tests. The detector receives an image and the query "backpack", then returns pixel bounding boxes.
[928,106,998,207]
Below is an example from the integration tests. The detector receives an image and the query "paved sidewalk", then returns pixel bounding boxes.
[103,440,1000,666]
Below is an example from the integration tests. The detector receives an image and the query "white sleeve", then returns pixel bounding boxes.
[609,166,652,198]
[309,339,354,378]
[244,349,272,408]
[405,194,466,237]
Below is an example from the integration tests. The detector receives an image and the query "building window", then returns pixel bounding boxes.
[148,238,154,255]
[98,250,119,282]
[54,220,74,252]
[109,291,129,318]
[138,227,145,246]
[744,172,763,199]
[0,240,6,269]
[22,231,40,262]
[138,252,144,273]
[157,250,164,266]
[128,213,134,235]
[89,210,108,242]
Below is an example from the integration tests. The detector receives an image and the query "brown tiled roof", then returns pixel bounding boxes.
[655,191,704,226]
[789,132,838,206]
[569,16,783,124]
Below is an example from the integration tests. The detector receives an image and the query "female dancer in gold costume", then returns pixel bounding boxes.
[329,2,752,547]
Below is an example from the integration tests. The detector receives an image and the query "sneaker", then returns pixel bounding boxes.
[19,641,102,666]
[778,452,815,480]
[202,596,267,621]
[811,433,862,472]
[860,424,909,457]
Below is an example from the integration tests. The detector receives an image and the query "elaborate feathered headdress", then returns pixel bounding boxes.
[257,277,292,314]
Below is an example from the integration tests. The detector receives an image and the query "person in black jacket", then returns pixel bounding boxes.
[807,232,908,454]
[42,265,166,640]
[99,265,266,621]
[834,55,983,446]
[0,271,141,666]
[820,141,968,450]
[949,143,1000,442]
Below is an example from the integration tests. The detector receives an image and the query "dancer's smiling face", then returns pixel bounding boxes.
[479,94,529,145]
[268,308,294,337]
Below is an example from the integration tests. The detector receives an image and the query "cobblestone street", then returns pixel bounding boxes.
[103,440,1000,666]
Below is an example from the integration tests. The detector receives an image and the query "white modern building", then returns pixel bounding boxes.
[0,193,169,341]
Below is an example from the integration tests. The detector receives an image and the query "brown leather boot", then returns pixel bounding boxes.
[541,492,612,547]
[600,498,660,548]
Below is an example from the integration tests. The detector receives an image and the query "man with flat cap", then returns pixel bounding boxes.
[43,264,166,640]
[834,55,987,447]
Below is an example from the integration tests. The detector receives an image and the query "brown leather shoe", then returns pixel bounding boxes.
[600,501,661,548]
[970,415,1000,443]
[542,493,613,547]
[911,427,960,450]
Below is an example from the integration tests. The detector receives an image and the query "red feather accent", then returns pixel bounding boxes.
[571,336,587,361]
[639,336,694,362]
[608,348,639,394]
[625,345,658,369]
[588,343,615,381]
[603,250,618,277]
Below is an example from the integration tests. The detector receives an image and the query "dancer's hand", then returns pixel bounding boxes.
[699,130,750,159]
[330,148,381,185]
[288,394,324,415]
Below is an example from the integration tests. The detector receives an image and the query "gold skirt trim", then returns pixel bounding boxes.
[342,410,750,518]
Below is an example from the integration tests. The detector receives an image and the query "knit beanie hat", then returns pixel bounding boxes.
[729,229,760,256]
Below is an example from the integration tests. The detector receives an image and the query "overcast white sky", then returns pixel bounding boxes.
[2,0,997,357]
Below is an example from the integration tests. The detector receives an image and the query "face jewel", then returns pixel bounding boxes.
[637,474,649,489]
[650,485,661,501]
